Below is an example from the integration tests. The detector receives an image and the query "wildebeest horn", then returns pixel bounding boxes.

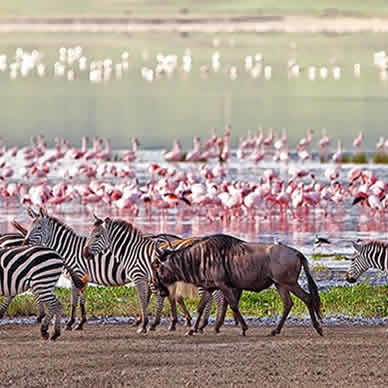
[351,240,362,252]
[27,207,38,219]
[154,238,174,260]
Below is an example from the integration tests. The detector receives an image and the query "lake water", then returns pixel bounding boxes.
[1,149,388,281]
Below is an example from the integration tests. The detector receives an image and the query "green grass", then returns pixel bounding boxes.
[2,1,388,18]
[2,283,388,319]
[373,151,388,163]
[1,31,388,148]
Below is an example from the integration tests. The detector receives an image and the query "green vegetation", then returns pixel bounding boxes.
[312,253,345,261]
[2,0,388,18]
[373,152,388,164]
[2,283,388,319]
[1,31,388,148]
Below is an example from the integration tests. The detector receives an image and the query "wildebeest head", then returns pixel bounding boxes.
[151,238,176,297]
[83,215,111,260]
[345,240,369,283]
[23,206,50,246]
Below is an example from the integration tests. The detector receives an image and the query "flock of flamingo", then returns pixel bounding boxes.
[1,45,388,83]
[0,127,388,222]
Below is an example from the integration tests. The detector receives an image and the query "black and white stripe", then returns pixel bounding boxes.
[0,245,84,340]
[346,240,388,281]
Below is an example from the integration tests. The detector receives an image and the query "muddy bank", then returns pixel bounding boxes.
[0,325,387,387]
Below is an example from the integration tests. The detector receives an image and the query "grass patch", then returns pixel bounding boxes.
[312,253,345,261]
[352,152,368,164]
[2,283,387,319]
[373,152,388,164]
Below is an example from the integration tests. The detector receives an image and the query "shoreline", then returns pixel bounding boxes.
[1,16,388,33]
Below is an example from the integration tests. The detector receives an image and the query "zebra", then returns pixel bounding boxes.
[83,215,232,333]
[346,240,388,283]
[0,245,87,340]
[0,222,47,321]
[24,208,218,333]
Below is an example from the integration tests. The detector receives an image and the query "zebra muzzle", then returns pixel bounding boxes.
[82,246,93,260]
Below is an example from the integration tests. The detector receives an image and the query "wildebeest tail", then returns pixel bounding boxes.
[300,254,322,320]
[63,263,88,290]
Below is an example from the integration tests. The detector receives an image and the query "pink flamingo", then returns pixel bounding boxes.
[353,131,364,149]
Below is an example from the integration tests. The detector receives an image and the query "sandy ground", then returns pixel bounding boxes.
[0,324,387,387]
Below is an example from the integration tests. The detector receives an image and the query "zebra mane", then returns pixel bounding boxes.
[105,217,144,238]
[46,215,80,236]
[359,240,388,250]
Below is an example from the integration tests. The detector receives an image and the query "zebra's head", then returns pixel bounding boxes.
[83,215,110,260]
[150,239,176,297]
[24,207,51,246]
[345,240,371,283]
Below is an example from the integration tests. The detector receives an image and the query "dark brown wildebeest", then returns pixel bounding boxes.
[151,234,323,336]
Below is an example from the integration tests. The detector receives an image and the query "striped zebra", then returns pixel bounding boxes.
[346,240,388,283]
[24,208,216,333]
[83,216,230,333]
[0,223,46,321]
[0,245,87,340]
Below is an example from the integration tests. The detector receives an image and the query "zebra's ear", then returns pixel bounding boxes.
[93,214,104,226]
[104,217,111,225]
[351,241,362,252]
[27,207,38,219]
[39,206,47,217]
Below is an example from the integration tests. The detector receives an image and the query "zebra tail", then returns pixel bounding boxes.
[300,254,322,320]
[63,263,88,290]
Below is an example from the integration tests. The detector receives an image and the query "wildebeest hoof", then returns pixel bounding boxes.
[185,320,192,327]
[198,328,204,334]
[185,329,195,336]
[168,325,176,332]
[148,325,156,331]
[65,325,73,331]
[214,327,221,334]
[316,327,324,336]
[74,325,83,331]
[137,327,147,334]
[270,329,279,336]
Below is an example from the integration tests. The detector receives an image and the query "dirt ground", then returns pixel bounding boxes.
[0,324,387,387]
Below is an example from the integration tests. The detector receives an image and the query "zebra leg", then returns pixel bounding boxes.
[214,293,228,333]
[149,294,165,331]
[65,285,79,330]
[50,299,63,341]
[0,296,14,318]
[134,278,150,334]
[168,296,178,331]
[74,289,87,330]
[186,291,212,336]
[198,292,214,332]
[176,296,192,327]
[36,300,46,323]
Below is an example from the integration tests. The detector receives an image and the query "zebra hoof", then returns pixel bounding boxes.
[270,329,279,336]
[37,314,46,323]
[316,327,324,336]
[168,325,176,332]
[185,329,195,336]
[74,325,83,331]
[148,324,157,331]
[41,330,50,340]
[50,331,61,341]
[65,325,73,331]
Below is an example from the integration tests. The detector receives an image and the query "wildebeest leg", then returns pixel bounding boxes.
[149,294,164,331]
[186,291,212,336]
[134,278,150,334]
[219,287,248,336]
[176,296,192,327]
[271,285,293,336]
[289,284,323,336]
[168,296,178,331]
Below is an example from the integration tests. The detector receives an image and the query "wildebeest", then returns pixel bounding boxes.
[152,234,323,336]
